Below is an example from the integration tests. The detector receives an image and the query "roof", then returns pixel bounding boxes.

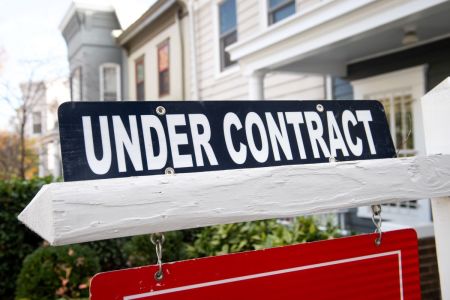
[58,0,157,32]
[116,0,178,46]
[59,0,115,32]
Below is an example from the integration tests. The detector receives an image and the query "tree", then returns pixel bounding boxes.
[0,131,38,179]
[1,60,50,179]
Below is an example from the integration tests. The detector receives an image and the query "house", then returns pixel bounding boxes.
[116,0,191,101]
[224,1,450,297]
[22,78,70,177]
[59,0,123,101]
[59,0,450,298]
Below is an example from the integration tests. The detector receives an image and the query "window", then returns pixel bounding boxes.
[219,0,237,71]
[32,111,42,134]
[158,40,170,96]
[100,63,121,101]
[268,0,296,25]
[70,67,82,101]
[378,94,414,156]
[135,56,145,101]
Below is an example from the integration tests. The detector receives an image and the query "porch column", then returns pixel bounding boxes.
[248,70,266,100]
[421,77,450,299]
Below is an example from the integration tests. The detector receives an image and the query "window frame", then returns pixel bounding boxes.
[32,111,42,134]
[267,0,296,25]
[70,67,82,101]
[351,66,431,226]
[157,39,170,97]
[135,56,145,101]
[99,63,121,101]
[217,0,238,72]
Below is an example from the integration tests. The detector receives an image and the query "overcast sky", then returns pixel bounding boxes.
[0,0,155,130]
[0,0,72,129]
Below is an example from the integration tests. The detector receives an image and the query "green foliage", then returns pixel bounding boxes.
[15,245,100,300]
[85,238,131,271]
[123,231,192,266]
[0,177,53,300]
[186,217,341,258]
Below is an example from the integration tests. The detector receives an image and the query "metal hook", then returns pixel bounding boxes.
[371,204,382,246]
[150,233,165,281]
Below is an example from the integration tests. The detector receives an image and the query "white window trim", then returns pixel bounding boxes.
[212,0,240,79]
[259,0,269,30]
[265,0,297,27]
[99,63,121,101]
[351,65,426,155]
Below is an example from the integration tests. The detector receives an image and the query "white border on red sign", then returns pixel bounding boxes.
[124,251,404,299]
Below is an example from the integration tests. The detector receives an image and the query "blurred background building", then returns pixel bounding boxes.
[21,78,70,177]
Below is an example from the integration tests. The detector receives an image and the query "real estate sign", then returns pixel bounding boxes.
[90,229,421,300]
[58,100,395,181]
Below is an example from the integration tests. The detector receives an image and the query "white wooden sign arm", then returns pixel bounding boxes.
[18,154,450,246]
[421,77,450,300]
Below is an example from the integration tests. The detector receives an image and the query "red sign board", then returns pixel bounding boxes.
[90,229,421,300]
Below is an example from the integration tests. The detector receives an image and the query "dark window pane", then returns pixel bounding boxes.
[32,112,42,134]
[269,0,286,8]
[219,0,237,34]
[220,31,237,70]
[159,70,170,96]
[158,41,170,96]
[272,2,295,23]
[136,82,145,101]
[137,63,145,83]
[135,58,145,100]
[102,66,118,101]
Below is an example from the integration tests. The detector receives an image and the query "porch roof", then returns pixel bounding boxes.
[227,0,450,76]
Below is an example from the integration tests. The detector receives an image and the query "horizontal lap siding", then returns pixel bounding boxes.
[238,0,260,40]
[195,0,325,101]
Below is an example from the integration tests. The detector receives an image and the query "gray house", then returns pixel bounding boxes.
[59,1,123,101]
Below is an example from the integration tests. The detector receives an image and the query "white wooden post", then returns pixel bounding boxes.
[421,77,450,299]
[248,70,266,100]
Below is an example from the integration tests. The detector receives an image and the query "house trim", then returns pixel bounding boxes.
[227,0,447,75]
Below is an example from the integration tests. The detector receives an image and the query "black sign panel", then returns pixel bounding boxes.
[58,101,395,181]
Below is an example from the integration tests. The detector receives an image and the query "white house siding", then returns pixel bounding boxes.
[194,0,325,101]
[297,0,323,13]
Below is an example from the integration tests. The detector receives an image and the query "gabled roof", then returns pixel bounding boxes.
[116,0,178,46]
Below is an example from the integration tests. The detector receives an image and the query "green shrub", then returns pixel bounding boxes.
[0,177,53,300]
[15,245,100,300]
[85,238,130,271]
[186,216,341,258]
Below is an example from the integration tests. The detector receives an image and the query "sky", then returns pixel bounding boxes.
[0,0,72,130]
[0,0,155,130]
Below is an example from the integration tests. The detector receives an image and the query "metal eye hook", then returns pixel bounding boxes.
[371,204,382,246]
[150,233,165,281]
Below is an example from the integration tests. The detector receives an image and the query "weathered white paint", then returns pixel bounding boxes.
[18,154,450,246]
[421,77,450,300]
